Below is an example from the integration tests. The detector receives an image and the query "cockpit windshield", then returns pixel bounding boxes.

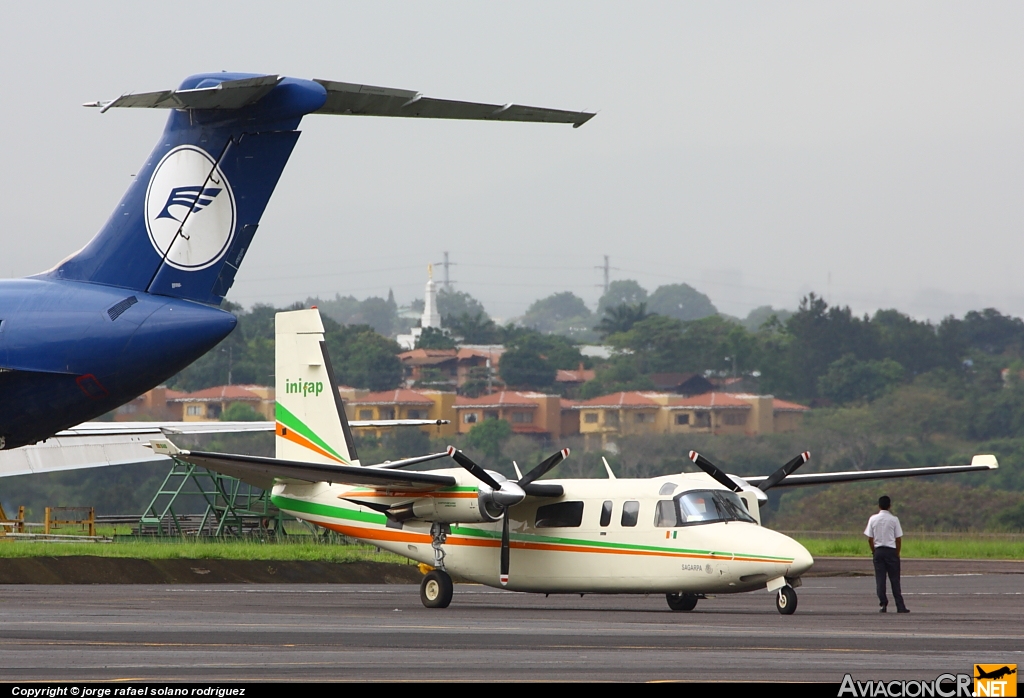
[665,489,757,526]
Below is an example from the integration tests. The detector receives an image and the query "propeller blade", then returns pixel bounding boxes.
[518,448,570,487]
[500,510,510,586]
[446,446,502,490]
[757,451,811,492]
[688,451,743,493]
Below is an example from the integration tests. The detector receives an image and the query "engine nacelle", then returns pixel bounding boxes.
[388,491,501,524]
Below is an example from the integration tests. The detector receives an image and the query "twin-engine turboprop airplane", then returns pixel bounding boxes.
[152,309,999,615]
[0,73,593,453]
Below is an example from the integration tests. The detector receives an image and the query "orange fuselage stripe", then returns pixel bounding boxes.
[320,522,781,563]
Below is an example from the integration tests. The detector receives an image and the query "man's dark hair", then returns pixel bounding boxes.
[879,496,891,510]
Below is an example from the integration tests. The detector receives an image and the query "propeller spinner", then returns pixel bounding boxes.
[447,446,569,586]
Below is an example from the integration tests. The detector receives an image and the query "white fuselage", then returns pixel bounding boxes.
[271,470,813,594]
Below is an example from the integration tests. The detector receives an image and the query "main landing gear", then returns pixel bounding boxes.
[775,585,798,615]
[666,593,700,611]
[420,569,454,608]
[420,522,453,609]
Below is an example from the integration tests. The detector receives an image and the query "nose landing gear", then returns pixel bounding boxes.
[775,585,797,614]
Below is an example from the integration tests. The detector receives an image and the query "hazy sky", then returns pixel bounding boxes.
[2,3,1022,322]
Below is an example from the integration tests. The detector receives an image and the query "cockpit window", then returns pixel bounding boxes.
[669,490,757,526]
[658,482,677,496]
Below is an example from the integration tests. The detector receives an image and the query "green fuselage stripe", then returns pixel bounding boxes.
[271,494,794,562]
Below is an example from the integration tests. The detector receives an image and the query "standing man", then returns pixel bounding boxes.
[864,495,909,613]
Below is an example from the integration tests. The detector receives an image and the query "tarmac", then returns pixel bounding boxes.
[1,567,1021,682]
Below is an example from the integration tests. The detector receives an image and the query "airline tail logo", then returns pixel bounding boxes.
[145,145,236,271]
[285,379,324,397]
[156,186,223,221]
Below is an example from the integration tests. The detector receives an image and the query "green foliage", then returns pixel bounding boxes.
[220,402,264,422]
[446,312,500,344]
[415,327,456,350]
[322,316,403,391]
[506,330,585,370]
[594,303,650,339]
[646,283,718,322]
[817,355,905,404]
[742,306,793,332]
[499,346,556,389]
[521,292,594,337]
[579,355,654,399]
[437,289,488,319]
[597,280,648,314]
[310,292,399,336]
[464,418,513,459]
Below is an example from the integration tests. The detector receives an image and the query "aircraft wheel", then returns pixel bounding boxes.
[776,585,797,615]
[420,570,453,608]
[666,592,699,611]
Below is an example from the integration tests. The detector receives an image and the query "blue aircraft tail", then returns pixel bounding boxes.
[46,73,328,306]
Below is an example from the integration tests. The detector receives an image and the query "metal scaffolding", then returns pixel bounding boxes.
[138,456,289,537]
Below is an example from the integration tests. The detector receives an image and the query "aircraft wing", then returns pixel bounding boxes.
[741,456,998,488]
[0,419,449,478]
[165,446,456,492]
[312,80,595,127]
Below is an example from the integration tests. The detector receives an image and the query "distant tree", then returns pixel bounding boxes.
[960,308,1024,355]
[646,283,717,322]
[742,306,793,332]
[607,315,687,373]
[817,355,905,404]
[220,402,264,422]
[499,347,556,389]
[311,294,398,336]
[437,289,488,319]
[597,280,648,315]
[446,312,500,344]
[506,330,586,370]
[595,303,650,339]
[415,327,456,350]
[464,418,513,459]
[322,317,403,391]
[521,292,593,334]
[579,355,654,399]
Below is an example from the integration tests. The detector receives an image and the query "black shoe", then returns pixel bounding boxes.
[879,606,887,613]
[897,608,910,614]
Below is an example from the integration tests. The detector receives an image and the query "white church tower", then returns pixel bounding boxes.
[397,264,444,350]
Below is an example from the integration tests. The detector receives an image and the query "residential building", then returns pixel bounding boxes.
[113,386,185,421]
[453,391,564,439]
[171,385,275,421]
[341,387,457,438]
[574,391,808,447]
[397,347,503,391]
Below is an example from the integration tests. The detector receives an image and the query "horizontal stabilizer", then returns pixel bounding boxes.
[85,75,283,111]
[313,79,595,127]
[177,449,455,491]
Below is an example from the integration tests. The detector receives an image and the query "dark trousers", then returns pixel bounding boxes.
[873,547,906,610]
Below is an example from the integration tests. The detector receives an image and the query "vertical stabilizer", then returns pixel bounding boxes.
[275,308,359,465]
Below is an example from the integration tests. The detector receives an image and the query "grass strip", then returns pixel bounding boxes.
[796,536,1024,560]
[0,538,409,564]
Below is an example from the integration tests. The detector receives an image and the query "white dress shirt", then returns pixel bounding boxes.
[864,509,903,549]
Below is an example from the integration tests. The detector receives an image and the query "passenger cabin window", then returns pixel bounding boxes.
[675,490,756,526]
[600,500,613,527]
[654,500,677,527]
[535,501,585,528]
[621,500,640,527]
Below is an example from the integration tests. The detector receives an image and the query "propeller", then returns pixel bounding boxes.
[688,451,743,493]
[758,451,811,491]
[447,446,569,586]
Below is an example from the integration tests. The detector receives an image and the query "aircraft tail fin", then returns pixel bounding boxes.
[275,308,360,466]
[46,74,327,306]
